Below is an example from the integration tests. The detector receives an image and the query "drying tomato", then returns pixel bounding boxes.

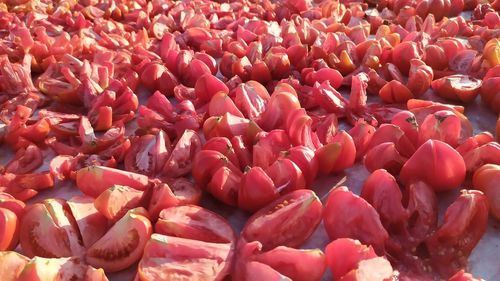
[364,142,407,175]
[241,189,323,251]
[253,130,291,169]
[472,164,500,220]
[17,256,109,281]
[323,186,388,254]
[0,208,19,251]
[86,208,152,272]
[0,251,29,281]
[138,234,234,281]
[94,185,145,222]
[431,75,482,104]
[66,196,109,249]
[419,110,462,147]
[155,205,236,244]
[148,179,202,220]
[400,140,466,192]
[4,144,43,174]
[238,166,278,212]
[124,131,171,177]
[425,190,489,278]
[314,131,356,174]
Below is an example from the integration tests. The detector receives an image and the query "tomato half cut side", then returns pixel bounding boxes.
[241,189,323,251]
[138,234,234,281]
[0,251,29,281]
[67,195,109,249]
[155,205,236,244]
[17,256,109,281]
[86,208,152,273]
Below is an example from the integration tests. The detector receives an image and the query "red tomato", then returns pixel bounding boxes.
[265,158,306,194]
[241,189,323,251]
[283,146,318,186]
[390,110,419,146]
[368,124,416,158]
[20,199,85,258]
[323,186,388,254]
[258,90,301,131]
[86,208,152,272]
[17,256,109,281]
[202,137,240,168]
[462,142,500,173]
[238,166,278,212]
[94,184,144,222]
[124,131,171,176]
[5,144,43,174]
[400,140,466,192]
[314,131,356,174]
[425,190,489,278]
[0,251,29,281]
[138,234,234,281]
[233,81,271,120]
[325,238,392,281]
[207,166,241,207]
[285,108,321,150]
[419,110,462,147]
[0,208,19,251]
[148,179,202,220]
[348,119,377,160]
[431,74,482,104]
[448,270,483,281]
[76,166,149,198]
[155,205,236,244]
[194,73,229,103]
[364,142,407,175]
[253,130,292,170]
[497,115,500,142]
[162,129,201,177]
[66,196,109,249]
[472,164,500,220]
[405,181,438,246]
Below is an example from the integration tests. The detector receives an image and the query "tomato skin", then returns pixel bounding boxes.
[323,186,388,255]
[348,119,376,160]
[17,256,109,281]
[239,166,278,212]
[155,205,236,244]
[431,75,482,104]
[94,184,145,222]
[314,131,356,174]
[400,140,466,192]
[242,189,323,251]
[124,132,171,177]
[473,164,500,220]
[0,208,19,251]
[419,110,462,147]
[425,190,489,278]
[265,158,306,194]
[233,80,270,120]
[364,142,407,175]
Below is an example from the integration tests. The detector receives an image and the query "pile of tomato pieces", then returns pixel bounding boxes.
[0,0,500,280]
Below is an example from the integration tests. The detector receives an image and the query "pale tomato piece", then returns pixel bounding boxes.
[17,256,108,281]
[0,208,19,251]
[0,251,29,281]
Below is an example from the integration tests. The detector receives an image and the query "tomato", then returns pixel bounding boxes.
[390,110,419,146]
[202,137,240,168]
[67,196,109,249]
[19,199,85,258]
[5,144,43,174]
[497,115,500,142]
[230,135,253,169]
[240,189,322,251]
[208,91,245,118]
[265,158,306,194]
[258,90,301,131]
[17,256,109,281]
[425,190,489,278]
[0,251,29,281]
[0,193,25,219]
[405,181,438,246]
[364,142,407,175]
[239,166,278,212]
[312,81,347,114]
[243,261,292,281]
[86,208,152,272]
[379,80,414,104]
[431,75,482,103]
[148,179,202,220]
[138,233,234,281]
[124,131,171,176]
[252,246,327,281]
[0,208,19,251]
[253,130,291,169]
[348,119,376,160]
[473,164,500,220]
[283,146,318,186]
[234,80,271,120]
[462,142,500,173]
[407,59,433,98]
[368,124,416,158]
[285,108,321,150]
[76,166,150,198]
[325,238,393,281]
[419,110,462,147]
[314,131,356,174]
[400,140,466,192]
[155,205,236,244]
[323,186,388,254]
[94,184,145,222]
[391,41,421,75]
[195,73,229,103]
[448,270,483,281]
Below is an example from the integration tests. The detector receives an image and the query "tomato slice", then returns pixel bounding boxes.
[19,199,85,258]
[138,234,234,281]
[238,166,279,212]
[162,129,201,177]
[124,131,171,177]
[0,251,29,281]
[94,185,145,222]
[155,205,236,244]
[325,238,378,281]
[86,208,152,272]
[0,208,19,251]
[67,196,109,249]
[17,256,109,281]
[425,190,489,278]
[5,144,43,174]
[241,189,323,251]
[323,186,388,254]
[314,131,356,174]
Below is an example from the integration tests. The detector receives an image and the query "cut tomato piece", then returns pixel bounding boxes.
[0,208,19,251]
[67,196,109,249]
[138,234,234,281]
[94,185,145,222]
[17,256,109,281]
[242,189,323,251]
[86,208,152,273]
[0,251,29,281]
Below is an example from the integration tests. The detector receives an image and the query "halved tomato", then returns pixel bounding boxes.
[472,164,500,220]
[155,205,236,244]
[124,131,171,177]
[138,234,234,281]
[241,189,323,251]
[19,199,85,258]
[0,251,29,281]
[5,144,43,174]
[419,110,462,147]
[431,75,482,103]
[238,166,278,212]
[86,208,152,272]
[148,179,202,221]
[314,131,356,174]
[0,208,19,251]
